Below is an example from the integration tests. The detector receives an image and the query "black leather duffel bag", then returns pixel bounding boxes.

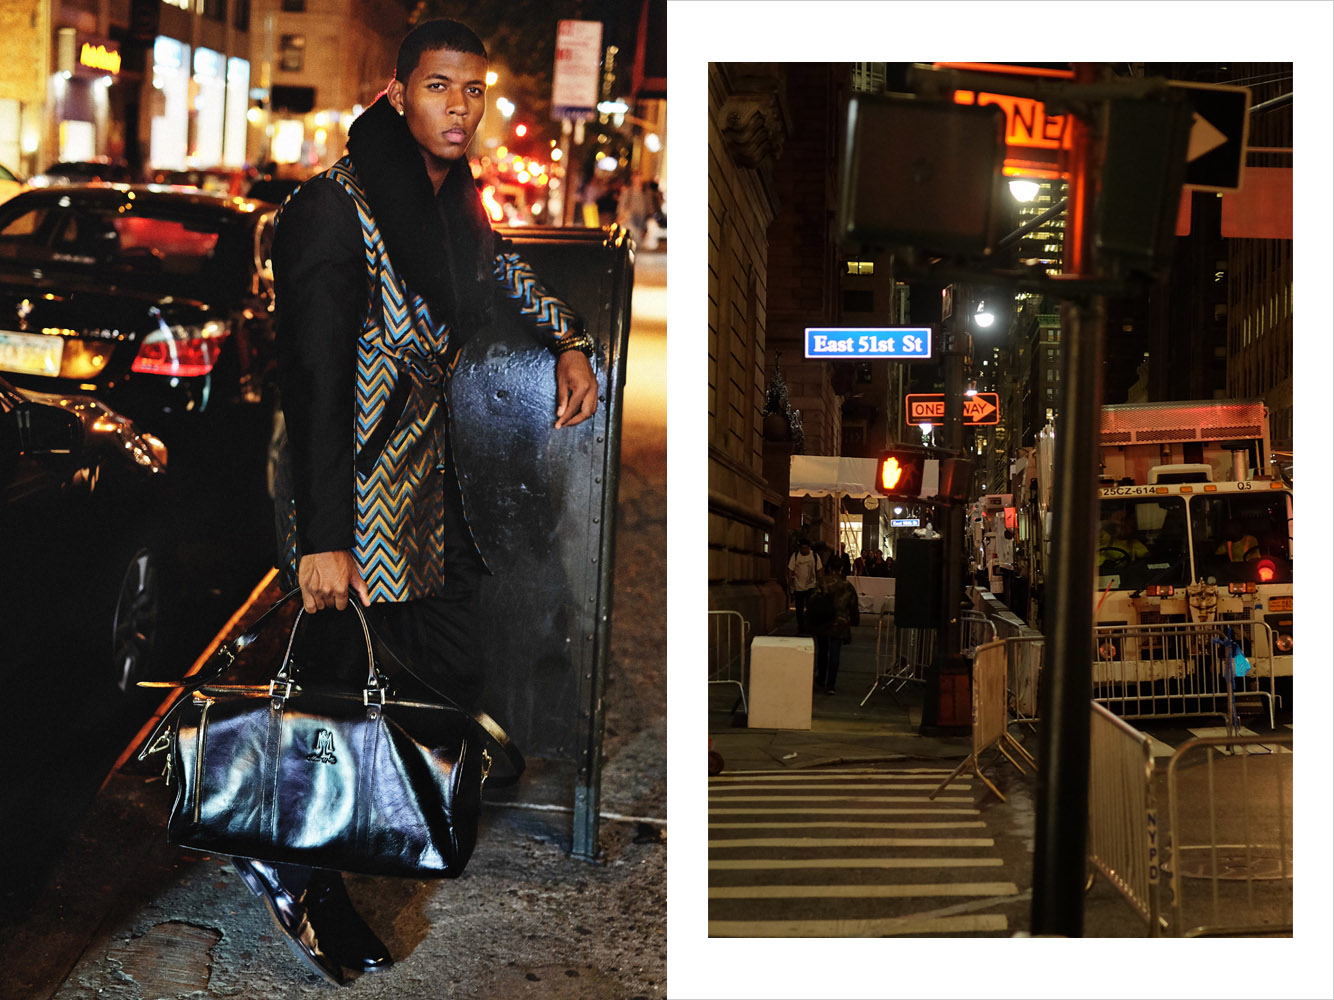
[137,589,522,878]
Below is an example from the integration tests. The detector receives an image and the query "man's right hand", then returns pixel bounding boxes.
[297,550,371,613]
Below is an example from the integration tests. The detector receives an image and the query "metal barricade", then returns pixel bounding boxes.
[930,640,1035,801]
[708,610,749,715]
[1006,635,1044,727]
[1087,702,1164,935]
[1091,620,1279,730]
[1164,734,1292,937]
[959,610,998,657]
[860,614,931,707]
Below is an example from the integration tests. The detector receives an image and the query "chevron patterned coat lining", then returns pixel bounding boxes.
[277,155,587,603]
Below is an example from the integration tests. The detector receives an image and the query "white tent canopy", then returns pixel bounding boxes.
[789,455,881,499]
[789,454,939,499]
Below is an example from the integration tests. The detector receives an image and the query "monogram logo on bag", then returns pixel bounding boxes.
[305,730,337,765]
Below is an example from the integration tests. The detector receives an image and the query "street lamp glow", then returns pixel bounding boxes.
[1009,179,1041,202]
[973,304,995,330]
[964,380,978,397]
[918,421,933,434]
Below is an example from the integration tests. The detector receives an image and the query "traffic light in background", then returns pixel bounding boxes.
[876,449,926,498]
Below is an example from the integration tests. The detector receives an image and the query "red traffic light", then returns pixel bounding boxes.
[876,450,925,498]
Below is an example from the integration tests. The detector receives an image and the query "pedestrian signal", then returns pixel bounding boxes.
[876,450,925,498]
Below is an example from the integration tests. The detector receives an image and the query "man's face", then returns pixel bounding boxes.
[389,48,488,165]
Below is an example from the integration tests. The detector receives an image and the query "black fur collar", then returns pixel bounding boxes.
[346,94,493,334]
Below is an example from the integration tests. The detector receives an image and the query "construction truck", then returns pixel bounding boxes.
[1018,400,1292,717]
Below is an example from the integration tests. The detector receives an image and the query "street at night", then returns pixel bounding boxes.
[700,8,1327,996]
[2,1,666,997]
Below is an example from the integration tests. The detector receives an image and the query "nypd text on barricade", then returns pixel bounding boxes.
[804,327,932,360]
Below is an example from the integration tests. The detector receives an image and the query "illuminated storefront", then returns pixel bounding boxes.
[150,36,190,169]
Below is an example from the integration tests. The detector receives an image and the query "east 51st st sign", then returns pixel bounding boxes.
[805,326,932,360]
[905,392,1001,426]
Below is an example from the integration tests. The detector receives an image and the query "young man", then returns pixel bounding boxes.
[787,540,822,634]
[250,19,597,985]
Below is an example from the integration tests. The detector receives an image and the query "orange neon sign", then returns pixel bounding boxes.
[935,63,1075,179]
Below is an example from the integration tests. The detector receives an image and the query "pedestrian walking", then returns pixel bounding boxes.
[812,568,860,694]
[262,18,597,985]
[787,540,822,633]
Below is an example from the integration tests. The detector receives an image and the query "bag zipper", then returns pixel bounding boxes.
[192,696,215,824]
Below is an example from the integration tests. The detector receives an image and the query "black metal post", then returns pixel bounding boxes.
[1031,65,1104,935]
[940,321,966,657]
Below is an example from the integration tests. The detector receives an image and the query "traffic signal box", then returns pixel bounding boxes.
[876,449,927,499]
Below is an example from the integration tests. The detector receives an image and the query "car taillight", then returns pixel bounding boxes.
[1228,582,1257,595]
[1274,633,1293,653]
[131,319,230,376]
[1255,558,1277,584]
[1145,585,1175,597]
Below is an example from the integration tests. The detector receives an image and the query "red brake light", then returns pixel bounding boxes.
[132,320,230,376]
[1255,558,1276,584]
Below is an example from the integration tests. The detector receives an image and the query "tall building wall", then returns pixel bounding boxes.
[1225,62,1293,455]
[765,62,846,549]
[707,62,789,632]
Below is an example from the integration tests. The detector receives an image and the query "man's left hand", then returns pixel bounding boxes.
[554,351,598,428]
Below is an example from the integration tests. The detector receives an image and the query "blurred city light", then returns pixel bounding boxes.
[485,71,499,87]
[597,100,629,115]
[973,303,995,329]
[551,148,563,161]
[496,97,515,118]
[515,123,528,138]
[645,132,662,153]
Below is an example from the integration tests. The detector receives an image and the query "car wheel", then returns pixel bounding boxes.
[107,544,161,694]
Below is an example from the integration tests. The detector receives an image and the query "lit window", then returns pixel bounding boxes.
[845,260,874,275]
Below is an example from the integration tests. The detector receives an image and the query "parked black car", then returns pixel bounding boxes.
[26,159,135,187]
[1,373,169,692]
[0,185,280,480]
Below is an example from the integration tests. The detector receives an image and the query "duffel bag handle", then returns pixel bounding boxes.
[273,597,387,705]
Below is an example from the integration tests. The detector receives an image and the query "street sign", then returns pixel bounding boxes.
[1168,80,1251,192]
[938,63,1075,180]
[551,20,602,120]
[890,517,922,528]
[805,327,932,360]
[905,392,1000,426]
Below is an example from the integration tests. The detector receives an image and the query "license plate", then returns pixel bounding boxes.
[1268,596,1292,612]
[0,329,63,376]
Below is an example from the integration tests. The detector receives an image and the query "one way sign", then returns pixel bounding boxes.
[1169,79,1251,193]
[905,392,1000,426]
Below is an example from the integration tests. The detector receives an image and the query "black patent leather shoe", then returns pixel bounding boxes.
[307,872,393,972]
[232,858,346,986]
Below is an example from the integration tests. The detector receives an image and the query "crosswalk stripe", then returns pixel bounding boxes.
[709,821,985,830]
[1187,726,1293,754]
[709,807,980,815]
[709,795,973,803]
[709,914,1009,936]
[710,857,1003,871]
[1147,733,1177,759]
[720,773,960,778]
[711,783,970,792]
[709,837,994,849]
[710,772,968,782]
[709,882,1018,899]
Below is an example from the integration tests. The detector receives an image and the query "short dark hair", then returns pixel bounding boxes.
[395,19,487,83]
